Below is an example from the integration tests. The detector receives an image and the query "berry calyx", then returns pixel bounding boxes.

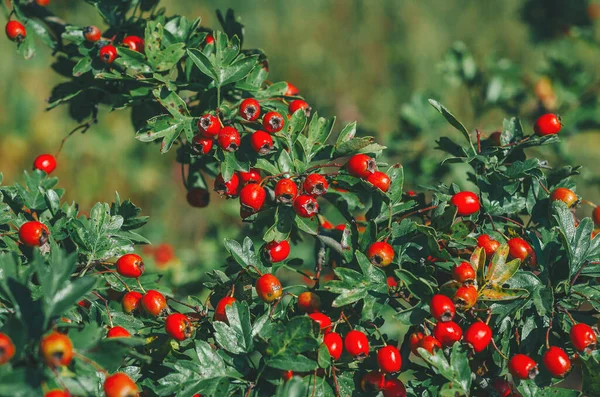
[347,154,376,178]
[453,285,478,310]
[366,241,395,267]
[477,234,500,256]
[433,320,463,347]
[122,35,145,53]
[464,321,492,353]
[186,188,210,208]
[409,332,424,355]
[217,126,241,152]
[40,331,73,367]
[255,274,283,303]
[293,195,318,218]
[214,296,236,324]
[239,184,267,213]
[240,98,261,121]
[263,111,285,133]
[0,333,16,364]
[323,332,343,360]
[239,169,261,186]
[116,253,145,278]
[99,44,118,64]
[19,221,50,247]
[507,237,536,267]
[250,131,274,154]
[288,99,310,117]
[418,335,442,355]
[141,290,168,317]
[165,313,193,341]
[214,173,240,197]
[33,154,57,174]
[450,191,480,216]
[430,294,456,322]
[543,346,571,377]
[107,326,131,338]
[103,372,139,397]
[192,135,214,155]
[570,323,597,352]
[264,240,290,263]
[452,262,476,284]
[308,312,332,333]
[377,345,402,373]
[83,25,101,42]
[285,82,299,96]
[122,291,143,313]
[534,113,561,136]
[550,187,579,208]
[382,378,406,397]
[197,114,221,137]
[508,354,538,380]
[367,171,391,193]
[45,390,70,397]
[274,178,298,204]
[297,291,321,313]
[303,174,329,196]
[344,330,369,357]
[5,20,26,42]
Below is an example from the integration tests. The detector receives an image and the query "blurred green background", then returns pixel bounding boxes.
[1,0,599,283]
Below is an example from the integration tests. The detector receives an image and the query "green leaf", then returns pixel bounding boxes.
[479,286,529,301]
[335,121,357,145]
[153,87,190,119]
[485,244,521,286]
[266,317,319,371]
[213,302,253,354]
[428,99,475,152]
[220,55,258,86]
[187,48,218,80]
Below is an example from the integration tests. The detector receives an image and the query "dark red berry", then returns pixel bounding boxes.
[543,346,571,377]
[197,114,221,137]
[214,296,235,323]
[293,195,318,217]
[323,332,343,360]
[534,113,561,136]
[83,25,101,42]
[303,174,328,196]
[250,131,274,154]
[192,135,213,154]
[104,372,138,397]
[107,326,131,338]
[507,237,536,267]
[288,99,310,116]
[0,333,15,365]
[240,98,261,121]
[508,354,538,380]
[430,294,455,322]
[214,173,240,197]
[275,179,298,203]
[344,330,369,357]
[141,290,167,316]
[452,262,476,284]
[5,20,26,42]
[239,184,267,213]
[239,169,261,185]
[165,313,193,341]
[256,274,283,303]
[418,335,442,355]
[116,253,145,278]
[263,111,284,133]
[570,323,597,352]
[99,44,118,64]
[450,191,480,216]
[382,378,406,397]
[19,221,49,247]
[593,206,600,226]
[433,321,463,347]
[477,234,500,256]
[33,154,57,174]
[464,322,492,353]
[217,126,240,152]
[347,154,377,178]
[264,240,290,263]
[491,379,512,397]
[297,291,321,313]
[377,345,402,373]
[122,35,144,53]
[122,291,143,313]
[187,188,210,208]
[367,171,391,192]
[366,241,395,267]
[409,332,424,355]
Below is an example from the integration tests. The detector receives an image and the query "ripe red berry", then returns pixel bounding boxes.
[382,378,406,397]
[288,99,310,116]
[83,25,101,42]
[543,346,571,377]
[44,390,69,397]
[5,20,26,42]
[197,114,221,137]
[450,191,480,216]
[141,290,168,317]
[192,135,213,155]
[464,321,492,353]
[386,276,398,288]
[508,354,538,380]
[430,294,456,322]
[263,111,285,133]
[116,253,145,278]
[344,330,369,357]
[122,291,143,313]
[187,188,210,208]
[433,321,463,347]
[491,378,512,397]
[570,323,597,352]
[323,332,343,360]
[347,154,377,178]
[285,82,299,96]
[122,35,144,53]
[418,335,442,355]
[274,179,298,203]
[507,237,536,267]
[33,154,57,174]
[308,312,332,333]
[214,173,240,197]
[360,371,385,392]
[293,195,319,218]
[256,274,283,303]
[264,240,290,263]
[35,0,50,6]
[104,372,138,397]
[239,184,267,213]
[217,126,241,152]
[239,169,261,186]
[303,174,328,196]
[250,130,274,154]
[282,370,293,381]
[0,333,15,365]
[477,234,500,257]
[107,326,131,338]
[297,291,321,313]
[99,44,118,64]
[453,285,478,310]
[593,206,600,226]
[214,296,236,324]
[240,98,261,121]
[40,332,73,367]
[367,171,391,193]
[452,262,476,284]
[366,241,395,267]
[377,345,402,373]
[19,221,50,247]
[550,187,578,208]
[534,113,561,136]
[205,34,214,45]
[409,332,424,355]
[165,313,193,341]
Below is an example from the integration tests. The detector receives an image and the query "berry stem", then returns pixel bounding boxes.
[394,205,438,223]
[92,291,113,327]
[545,317,553,349]
[331,366,342,397]
[490,337,508,360]
[166,295,202,313]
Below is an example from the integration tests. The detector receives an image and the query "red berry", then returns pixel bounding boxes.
[308,312,332,333]
[274,179,298,203]
[464,322,492,353]
[430,294,455,322]
[45,390,69,397]
[570,323,597,352]
[33,154,57,174]
[347,154,377,178]
[5,20,26,42]
[344,330,369,357]
[240,98,261,121]
[187,188,210,208]
[214,296,236,324]
[508,354,538,380]
[418,335,442,355]
[83,25,101,42]
[214,173,240,197]
[239,169,261,186]
[452,262,476,284]
[293,195,319,217]
[386,276,398,288]
[205,34,214,45]
[197,114,221,137]
[99,44,118,64]
[35,0,50,6]
[255,274,283,303]
[360,371,385,392]
[107,326,131,338]
[116,253,145,278]
[263,111,285,133]
[297,291,321,313]
[288,99,310,117]
[382,378,406,397]
[491,378,512,397]
[323,332,343,360]
[19,221,50,247]
[282,370,293,381]
[453,285,478,310]
[593,206,600,226]
[450,191,480,216]
[377,345,402,373]
[507,237,536,267]
[239,184,267,213]
[477,234,500,257]
[366,241,395,267]
[40,332,73,367]
[367,171,391,193]
[250,130,274,154]
[0,333,15,364]
[543,346,571,377]
[122,291,143,313]
[264,240,290,263]
[165,313,193,341]
[303,174,329,196]
[489,131,502,146]
[409,332,424,355]
[104,372,138,397]
[534,113,561,136]
[217,126,240,152]
[122,35,144,53]
[141,290,167,317]
[550,187,578,208]
[433,321,463,347]
[285,82,299,96]
[192,135,213,155]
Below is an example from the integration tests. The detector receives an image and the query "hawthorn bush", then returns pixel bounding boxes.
[1,1,600,396]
